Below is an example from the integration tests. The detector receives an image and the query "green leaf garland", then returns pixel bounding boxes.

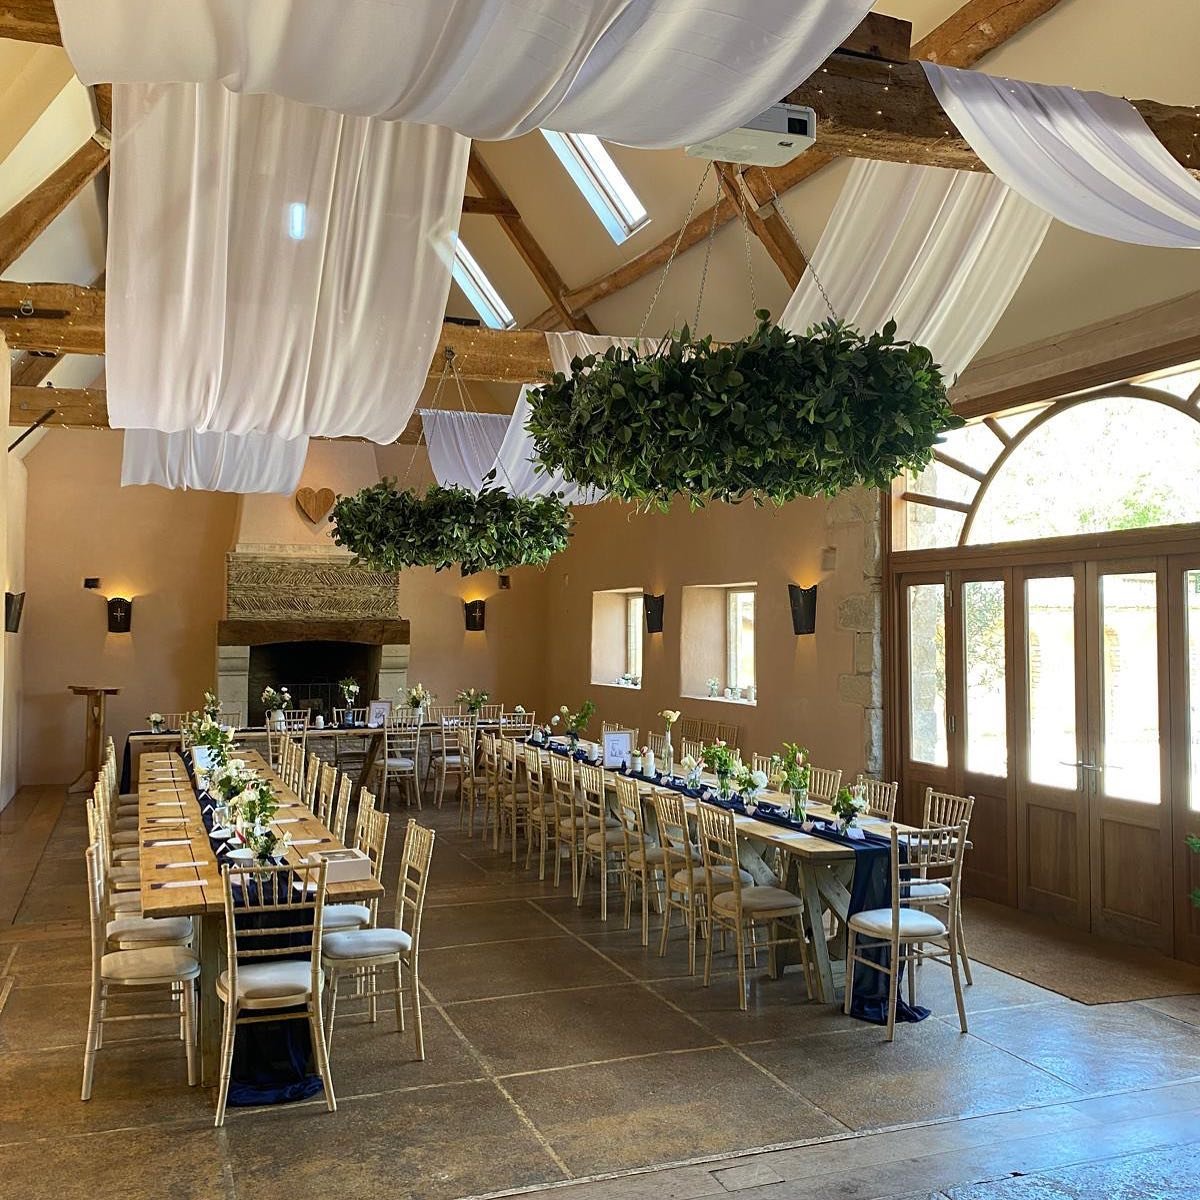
[331,480,573,575]
[525,314,963,510]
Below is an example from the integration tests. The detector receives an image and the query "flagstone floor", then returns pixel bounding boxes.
[3,784,1200,1200]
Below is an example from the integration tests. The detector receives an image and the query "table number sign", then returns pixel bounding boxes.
[367,699,392,728]
[602,730,634,769]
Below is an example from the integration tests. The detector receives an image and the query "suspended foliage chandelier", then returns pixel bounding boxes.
[526,313,960,510]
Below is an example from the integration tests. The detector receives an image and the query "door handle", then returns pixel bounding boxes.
[1059,761,1101,771]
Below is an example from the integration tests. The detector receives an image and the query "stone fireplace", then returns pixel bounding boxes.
[214,442,410,720]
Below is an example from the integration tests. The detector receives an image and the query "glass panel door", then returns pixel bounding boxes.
[963,578,1007,778]
[1025,575,1079,790]
[907,581,947,767]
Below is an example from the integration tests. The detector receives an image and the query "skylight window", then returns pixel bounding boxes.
[452,240,515,330]
[542,130,649,244]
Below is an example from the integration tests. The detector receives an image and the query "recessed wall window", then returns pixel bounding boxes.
[592,588,643,688]
[452,239,515,329]
[680,583,757,704]
[541,130,649,244]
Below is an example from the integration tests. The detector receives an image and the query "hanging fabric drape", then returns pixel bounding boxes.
[120,429,309,493]
[922,63,1200,250]
[782,159,1051,378]
[419,410,510,492]
[108,82,468,443]
[492,387,603,504]
[56,0,875,148]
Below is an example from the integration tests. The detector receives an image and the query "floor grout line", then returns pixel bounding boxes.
[525,897,853,1128]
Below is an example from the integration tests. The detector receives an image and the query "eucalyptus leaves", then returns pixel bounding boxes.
[526,315,960,509]
[331,480,573,574]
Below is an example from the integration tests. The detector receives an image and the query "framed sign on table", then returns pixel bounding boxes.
[602,729,634,769]
[367,699,393,728]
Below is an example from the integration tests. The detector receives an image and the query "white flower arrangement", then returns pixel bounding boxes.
[705,677,720,697]
[203,690,221,718]
[339,677,360,702]
[147,712,164,730]
[407,683,434,709]
[514,704,526,714]
[738,767,770,800]
[659,709,681,725]
[261,685,291,711]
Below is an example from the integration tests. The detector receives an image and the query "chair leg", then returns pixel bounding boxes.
[640,869,650,948]
[539,820,549,881]
[907,941,917,1008]
[553,829,563,888]
[600,850,608,922]
[325,969,339,1044]
[622,861,633,931]
[703,907,714,987]
[659,892,673,958]
[409,962,425,1060]
[213,1001,237,1127]
[525,810,536,870]
[843,930,856,1016]
[957,917,974,985]
[948,930,968,1032]
[182,980,197,1087]
[80,977,102,1101]
[576,850,588,907]
[394,960,406,1032]
[735,920,748,1011]
[886,938,900,1043]
[687,895,698,976]
[310,1007,337,1112]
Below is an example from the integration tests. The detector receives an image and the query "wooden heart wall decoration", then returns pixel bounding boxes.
[295,487,336,524]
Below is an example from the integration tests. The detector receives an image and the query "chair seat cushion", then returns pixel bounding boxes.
[323,927,412,961]
[322,903,372,931]
[674,862,752,891]
[908,881,951,901]
[102,945,199,983]
[585,828,626,851]
[713,885,803,917]
[109,892,141,914]
[112,846,140,863]
[112,828,138,844]
[849,906,947,940]
[106,914,193,945]
[109,864,141,884]
[627,845,669,868]
[434,754,463,765]
[385,756,416,770]
[217,960,314,1006]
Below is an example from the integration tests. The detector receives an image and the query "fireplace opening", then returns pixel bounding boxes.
[247,641,382,724]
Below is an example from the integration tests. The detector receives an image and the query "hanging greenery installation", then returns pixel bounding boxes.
[330,478,573,575]
[525,314,961,510]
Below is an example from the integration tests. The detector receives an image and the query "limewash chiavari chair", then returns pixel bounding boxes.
[549,752,582,895]
[214,860,334,1125]
[316,761,338,828]
[652,792,711,975]
[333,708,370,773]
[857,775,899,822]
[681,738,704,764]
[501,709,536,737]
[576,762,625,921]
[155,712,192,731]
[698,720,719,743]
[352,789,377,855]
[679,717,703,741]
[479,732,501,844]
[379,718,421,810]
[303,750,321,811]
[478,703,502,720]
[331,772,353,843]
[698,803,813,1009]
[647,732,666,758]
[495,737,524,860]
[914,787,976,983]
[845,823,970,1041]
[218,705,244,728]
[715,722,741,748]
[615,776,665,946]
[270,708,310,770]
[81,845,199,1101]
[808,766,843,803]
[430,714,468,809]
[752,753,773,776]
[323,807,390,936]
[523,744,559,880]
[323,819,435,1060]
[458,726,490,834]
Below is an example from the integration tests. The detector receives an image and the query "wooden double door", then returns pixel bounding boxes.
[896,551,1200,961]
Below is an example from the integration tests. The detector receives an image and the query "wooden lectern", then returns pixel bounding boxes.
[67,685,120,793]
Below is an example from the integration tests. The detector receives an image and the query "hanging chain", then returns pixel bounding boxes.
[638,161,711,339]
[734,175,758,314]
[763,171,839,323]
[692,168,723,333]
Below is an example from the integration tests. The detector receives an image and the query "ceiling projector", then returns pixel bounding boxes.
[685,102,817,168]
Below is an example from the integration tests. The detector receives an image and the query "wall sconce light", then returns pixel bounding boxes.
[788,583,817,636]
[107,596,133,634]
[464,599,486,632]
[643,593,665,635]
[4,591,25,633]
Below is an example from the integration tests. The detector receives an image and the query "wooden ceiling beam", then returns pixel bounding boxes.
[714,162,807,290]
[461,195,519,216]
[0,0,59,43]
[0,137,109,272]
[467,146,599,334]
[0,281,105,353]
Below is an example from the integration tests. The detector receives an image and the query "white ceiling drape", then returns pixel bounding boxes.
[120,428,308,493]
[56,0,875,148]
[782,159,1051,378]
[420,410,511,492]
[922,63,1200,250]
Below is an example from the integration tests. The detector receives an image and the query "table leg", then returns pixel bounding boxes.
[798,862,835,1003]
[354,731,384,797]
[198,911,223,1088]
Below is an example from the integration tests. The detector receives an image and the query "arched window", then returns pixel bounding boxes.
[898,364,1200,550]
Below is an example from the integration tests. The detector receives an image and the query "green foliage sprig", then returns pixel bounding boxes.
[330,479,573,574]
[526,315,961,510]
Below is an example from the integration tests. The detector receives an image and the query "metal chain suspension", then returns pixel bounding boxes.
[692,168,724,333]
[638,161,712,339]
[763,171,840,323]
[733,174,758,314]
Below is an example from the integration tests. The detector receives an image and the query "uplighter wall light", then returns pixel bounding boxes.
[788,584,817,636]
[107,596,133,634]
[464,600,486,632]
[643,593,665,635]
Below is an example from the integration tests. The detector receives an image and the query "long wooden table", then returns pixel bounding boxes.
[137,749,384,1087]
[508,736,918,1004]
